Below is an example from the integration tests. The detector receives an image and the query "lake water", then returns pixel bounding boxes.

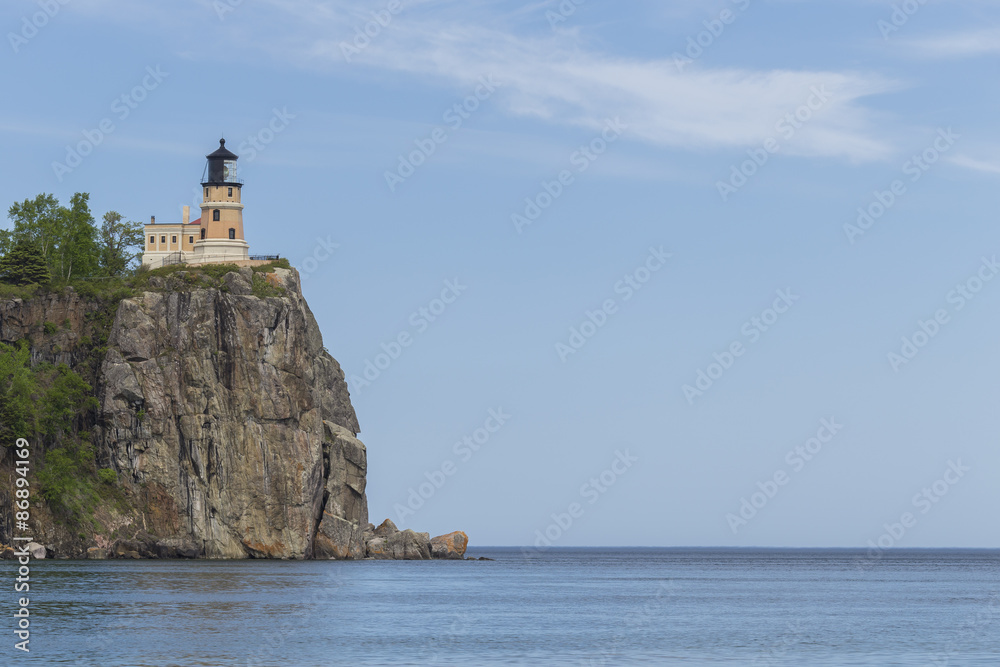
[4,548,999,665]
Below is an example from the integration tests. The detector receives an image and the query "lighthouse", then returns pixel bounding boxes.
[191,139,250,264]
[141,139,257,269]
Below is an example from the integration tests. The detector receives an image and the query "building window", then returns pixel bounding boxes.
[201,229,206,240]
[229,228,236,239]
[149,236,155,245]
[161,236,166,243]
[189,236,194,244]
[172,236,177,244]
[213,209,220,221]
[228,187,233,197]
[205,188,209,198]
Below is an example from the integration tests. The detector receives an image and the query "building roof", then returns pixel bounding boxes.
[145,219,202,227]
[207,138,238,160]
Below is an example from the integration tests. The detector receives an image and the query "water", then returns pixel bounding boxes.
[4,548,998,665]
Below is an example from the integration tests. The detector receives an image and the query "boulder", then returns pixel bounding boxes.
[385,529,431,560]
[26,542,46,559]
[430,531,469,560]
[86,547,108,560]
[368,528,431,560]
[365,537,387,558]
[373,518,398,538]
[155,539,200,559]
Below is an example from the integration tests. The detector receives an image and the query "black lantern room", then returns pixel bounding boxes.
[202,139,242,186]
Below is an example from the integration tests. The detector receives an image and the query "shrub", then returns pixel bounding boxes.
[98,468,117,485]
[251,273,284,298]
[37,439,98,519]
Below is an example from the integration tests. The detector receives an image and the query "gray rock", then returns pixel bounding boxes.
[96,268,361,559]
[25,542,45,559]
[370,529,431,560]
[86,547,107,560]
[155,539,200,559]
[373,519,398,538]
[222,271,253,295]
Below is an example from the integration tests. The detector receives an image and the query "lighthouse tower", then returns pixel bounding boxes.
[191,139,250,264]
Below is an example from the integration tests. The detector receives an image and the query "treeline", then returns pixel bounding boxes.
[0,339,105,517]
[0,192,138,518]
[0,193,144,286]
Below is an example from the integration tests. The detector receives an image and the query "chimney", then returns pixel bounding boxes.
[182,206,190,225]
[151,215,155,224]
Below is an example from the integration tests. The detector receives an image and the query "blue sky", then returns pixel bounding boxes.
[3,0,1000,548]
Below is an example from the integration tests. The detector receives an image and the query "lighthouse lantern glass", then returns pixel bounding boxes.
[224,160,237,182]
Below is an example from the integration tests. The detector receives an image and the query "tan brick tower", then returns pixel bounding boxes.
[191,139,250,264]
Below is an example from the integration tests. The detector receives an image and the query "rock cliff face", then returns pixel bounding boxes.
[97,268,364,559]
[0,267,468,560]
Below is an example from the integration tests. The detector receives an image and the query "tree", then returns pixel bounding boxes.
[0,237,51,285]
[5,193,101,281]
[98,211,145,277]
[54,193,99,280]
[0,342,37,444]
[4,194,61,262]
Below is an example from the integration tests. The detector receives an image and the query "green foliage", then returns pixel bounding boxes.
[0,282,38,300]
[3,193,61,261]
[98,211,144,277]
[252,258,291,273]
[37,438,98,519]
[71,276,132,301]
[43,321,57,335]
[136,408,146,423]
[98,468,117,485]
[0,237,51,285]
[0,342,37,444]
[252,272,284,298]
[36,363,98,443]
[54,193,99,280]
[2,193,118,286]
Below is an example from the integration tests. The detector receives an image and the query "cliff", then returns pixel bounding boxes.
[0,264,466,560]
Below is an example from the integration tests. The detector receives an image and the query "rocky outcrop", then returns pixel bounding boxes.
[95,267,361,559]
[430,531,469,559]
[0,266,468,560]
[365,520,432,560]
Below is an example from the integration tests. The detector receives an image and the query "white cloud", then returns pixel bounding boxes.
[66,0,902,161]
[898,27,1000,58]
[949,154,1000,174]
[263,2,900,160]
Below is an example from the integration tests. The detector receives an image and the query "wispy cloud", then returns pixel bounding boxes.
[262,2,900,160]
[66,0,901,161]
[898,27,1000,58]
[949,154,1000,174]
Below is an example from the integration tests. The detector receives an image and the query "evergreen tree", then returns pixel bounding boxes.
[0,237,51,285]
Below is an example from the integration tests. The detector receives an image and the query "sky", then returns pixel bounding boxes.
[2,0,999,548]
